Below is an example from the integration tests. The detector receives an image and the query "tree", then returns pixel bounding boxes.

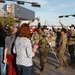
[0,15,16,27]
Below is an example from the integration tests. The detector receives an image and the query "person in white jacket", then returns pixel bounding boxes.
[13,23,38,75]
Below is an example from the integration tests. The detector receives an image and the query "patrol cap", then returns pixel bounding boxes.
[61,28,67,33]
[69,24,75,28]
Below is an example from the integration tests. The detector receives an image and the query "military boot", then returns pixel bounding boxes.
[40,65,44,73]
[40,67,44,73]
[69,56,75,65]
[56,66,64,70]
[63,61,68,67]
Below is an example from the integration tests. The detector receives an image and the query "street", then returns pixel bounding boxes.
[32,51,75,75]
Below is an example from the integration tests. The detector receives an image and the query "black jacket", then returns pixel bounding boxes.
[0,29,6,47]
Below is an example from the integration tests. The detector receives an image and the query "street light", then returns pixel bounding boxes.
[59,14,75,18]
[31,3,41,7]
[2,0,41,26]
[59,16,63,18]
[73,15,75,17]
[17,1,41,7]
[17,1,24,5]
[65,15,68,18]
[16,1,40,26]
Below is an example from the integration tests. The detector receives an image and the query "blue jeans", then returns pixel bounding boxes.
[0,47,6,75]
[17,65,32,75]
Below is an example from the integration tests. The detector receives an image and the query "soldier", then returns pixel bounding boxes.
[47,29,55,49]
[52,25,61,48]
[56,28,68,70]
[37,19,50,73]
[31,28,39,45]
[59,21,75,65]
[31,28,39,58]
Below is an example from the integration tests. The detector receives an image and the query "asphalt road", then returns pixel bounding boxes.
[31,51,75,75]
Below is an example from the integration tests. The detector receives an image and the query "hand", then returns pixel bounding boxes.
[33,44,39,49]
[28,19,34,25]
[32,44,39,53]
[70,38,73,40]
[59,20,61,24]
[35,17,40,22]
[3,58,7,64]
[32,48,37,53]
[52,25,54,28]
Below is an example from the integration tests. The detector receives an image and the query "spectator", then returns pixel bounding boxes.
[3,24,18,75]
[0,22,6,75]
[13,23,38,75]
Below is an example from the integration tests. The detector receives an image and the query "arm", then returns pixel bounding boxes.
[70,35,75,41]
[31,34,35,45]
[59,20,68,31]
[3,37,8,64]
[38,22,43,35]
[36,18,44,35]
[26,40,36,58]
[52,25,61,33]
[28,19,34,25]
[57,36,67,50]
[3,48,8,64]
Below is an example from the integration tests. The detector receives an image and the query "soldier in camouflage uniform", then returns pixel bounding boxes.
[31,28,39,45]
[59,21,75,64]
[52,25,61,48]
[56,28,68,70]
[46,29,54,49]
[31,28,39,58]
[68,25,75,64]
[37,21,50,73]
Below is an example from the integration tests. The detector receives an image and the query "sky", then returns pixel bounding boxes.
[0,0,75,26]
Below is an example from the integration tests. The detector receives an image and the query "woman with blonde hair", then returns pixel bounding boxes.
[3,24,18,75]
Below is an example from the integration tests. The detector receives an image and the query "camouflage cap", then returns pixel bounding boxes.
[61,28,67,33]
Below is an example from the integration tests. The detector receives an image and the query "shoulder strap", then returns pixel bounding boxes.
[11,33,17,54]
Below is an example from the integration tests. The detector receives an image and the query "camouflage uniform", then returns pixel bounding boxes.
[38,37,49,71]
[52,26,61,48]
[38,23,50,72]
[60,22,75,64]
[31,30,39,59]
[46,30,54,49]
[57,34,68,68]
[67,30,75,63]
[31,32,39,45]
